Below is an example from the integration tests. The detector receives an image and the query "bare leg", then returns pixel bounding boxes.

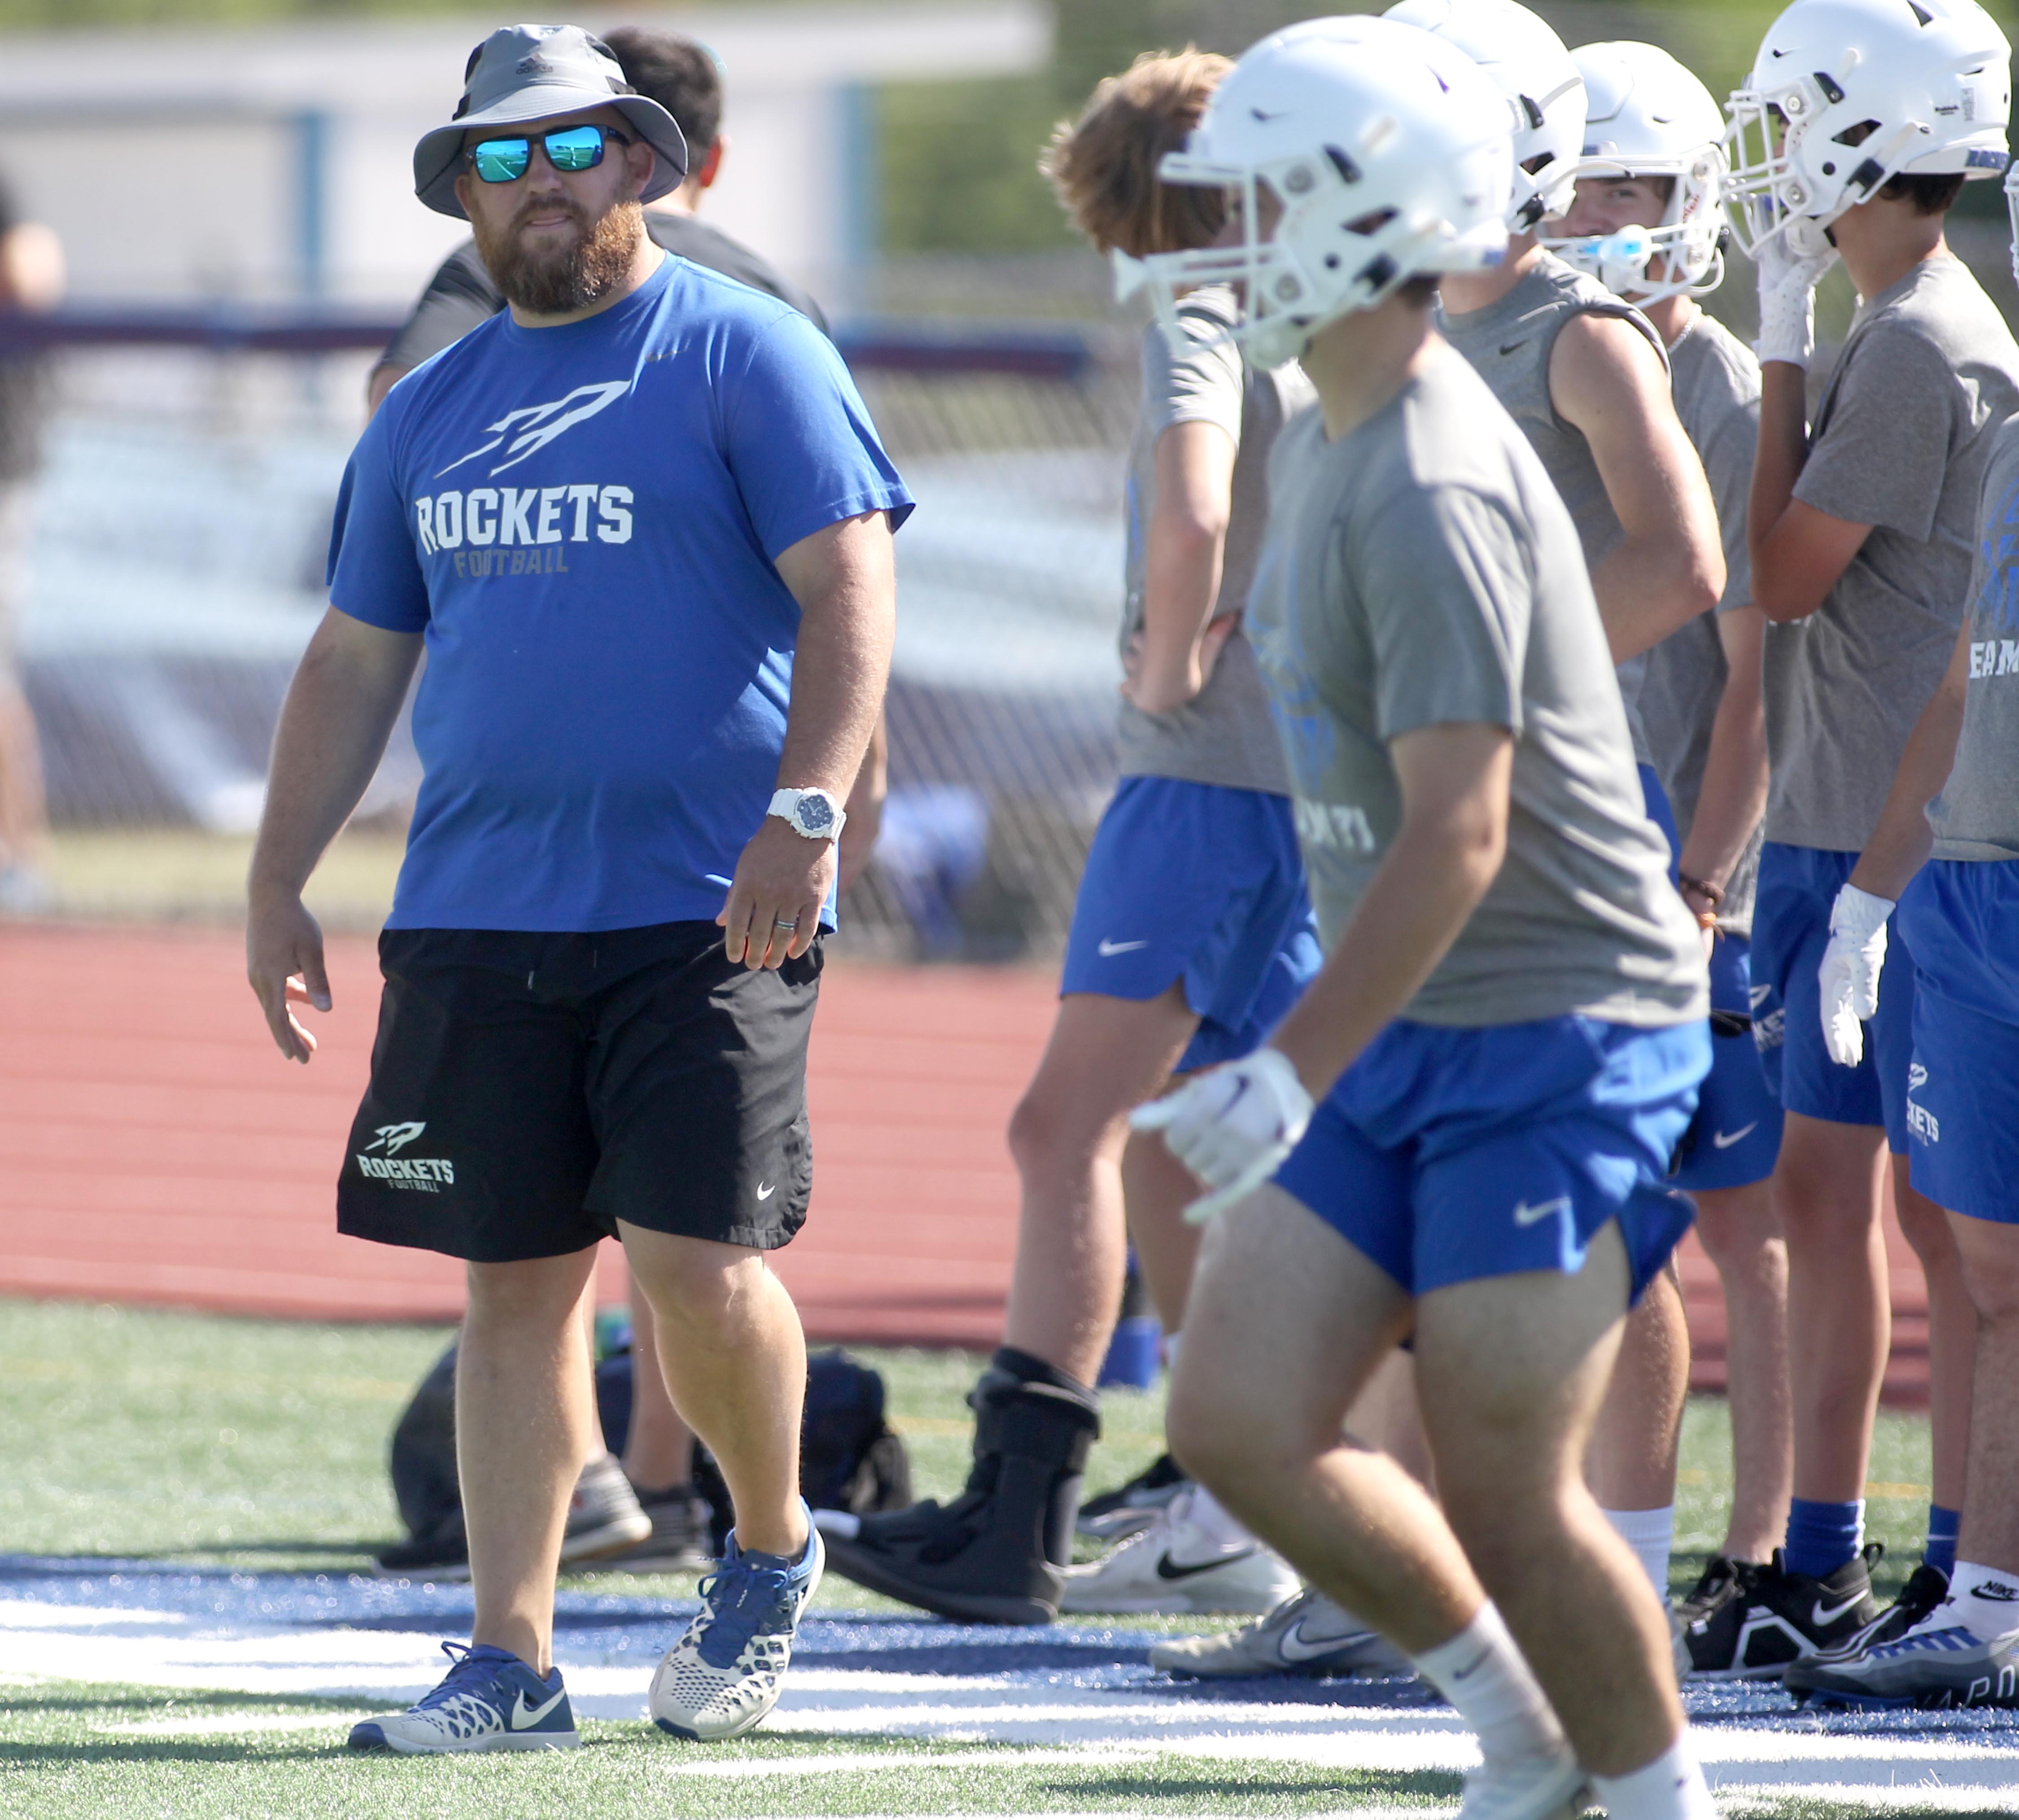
[461,1249,600,1672]
[1420,1227,1685,1778]
[1586,1260,1689,1513]
[1948,1211,2019,1577]
[1167,1186,1481,1655]
[0,678,48,873]
[1003,987,1199,1384]
[621,1225,806,1559]
[1692,1179,1792,1562]
[1122,1120,1205,1333]
[1774,1111,1890,1502]
[1348,1344,1434,1492]
[622,1268,698,1491]
[1895,1162,1974,1517]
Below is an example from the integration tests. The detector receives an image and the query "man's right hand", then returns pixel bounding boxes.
[248,888,333,1063]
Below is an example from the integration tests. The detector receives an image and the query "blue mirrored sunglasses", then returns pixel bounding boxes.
[468,124,632,184]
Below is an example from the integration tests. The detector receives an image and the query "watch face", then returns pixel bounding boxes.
[799,796,835,831]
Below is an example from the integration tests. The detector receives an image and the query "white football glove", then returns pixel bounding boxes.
[1130,1047,1315,1225]
[1819,882,1894,1068]
[1753,228,1839,368]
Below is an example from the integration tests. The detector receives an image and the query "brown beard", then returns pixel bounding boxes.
[472,195,644,314]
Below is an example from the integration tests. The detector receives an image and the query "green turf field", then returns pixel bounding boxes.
[0,1297,1951,1819]
[0,1296,1936,1597]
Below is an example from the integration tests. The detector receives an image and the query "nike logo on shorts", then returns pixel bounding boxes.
[756,1182,776,1201]
[1513,1196,1570,1227]
[1097,938,1150,957]
[1712,1122,1759,1150]
[511,1687,567,1729]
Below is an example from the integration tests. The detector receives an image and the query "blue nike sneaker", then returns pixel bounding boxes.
[650,1499,823,1741]
[347,1641,580,1752]
[1786,1608,2019,1710]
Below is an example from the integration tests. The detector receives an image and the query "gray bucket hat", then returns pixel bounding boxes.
[413,24,688,219]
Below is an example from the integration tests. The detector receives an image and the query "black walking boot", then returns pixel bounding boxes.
[821,1349,1100,1624]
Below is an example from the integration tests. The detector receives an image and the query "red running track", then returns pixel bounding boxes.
[0,923,1929,1400]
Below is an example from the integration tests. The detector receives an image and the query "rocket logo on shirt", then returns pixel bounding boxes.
[411,380,637,569]
[437,380,630,478]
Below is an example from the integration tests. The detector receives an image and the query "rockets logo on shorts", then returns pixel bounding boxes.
[358,1120,456,1190]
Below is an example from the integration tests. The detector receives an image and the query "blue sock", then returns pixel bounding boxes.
[1785,1497,1864,1580]
[1925,1505,1961,1578]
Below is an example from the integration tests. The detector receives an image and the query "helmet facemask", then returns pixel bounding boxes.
[1543,152,1729,302]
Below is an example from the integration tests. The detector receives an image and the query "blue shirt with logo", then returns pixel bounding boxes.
[328,254,912,932]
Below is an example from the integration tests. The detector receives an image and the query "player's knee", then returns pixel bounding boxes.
[1167,1368,1295,1496]
[631,1237,766,1332]
[1007,1079,1109,1180]
[1954,1222,2019,1322]
[463,1255,593,1327]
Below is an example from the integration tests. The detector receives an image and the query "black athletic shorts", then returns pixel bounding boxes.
[336,922,819,1263]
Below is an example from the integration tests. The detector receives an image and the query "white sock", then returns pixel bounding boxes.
[1945,1562,2019,1639]
[1180,1482,1255,1553]
[1603,1505,1675,1600]
[1591,1735,1714,1820]
[1410,1603,1565,1768]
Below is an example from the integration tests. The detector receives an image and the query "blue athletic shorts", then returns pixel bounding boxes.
[1275,1014,1709,1302]
[1669,936,1783,1191]
[1060,776,1322,1073]
[1750,842,1916,1153]
[1897,858,2019,1224]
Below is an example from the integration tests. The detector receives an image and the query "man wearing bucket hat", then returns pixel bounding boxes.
[246,23,912,1752]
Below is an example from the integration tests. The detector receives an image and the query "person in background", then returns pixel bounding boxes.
[821,46,1323,1630]
[369,25,824,413]
[1397,0,1724,1610]
[1712,0,2019,1670]
[0,174,63,917]
[1542,39,1792,1648]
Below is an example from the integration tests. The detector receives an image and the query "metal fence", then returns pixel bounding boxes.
[9,310,1141,958]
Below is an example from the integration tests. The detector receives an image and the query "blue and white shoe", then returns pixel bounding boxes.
[347,1641,580,1752]
[1786,1606,2019,1709]
[650,1500,824,1741]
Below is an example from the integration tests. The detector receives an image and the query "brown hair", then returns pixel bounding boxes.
[1878,171,1967,215]
[1040,48,1233,258]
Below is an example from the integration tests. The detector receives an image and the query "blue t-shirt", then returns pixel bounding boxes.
[328,254,913,932]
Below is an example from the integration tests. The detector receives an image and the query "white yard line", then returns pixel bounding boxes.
[10,1593,2019,1805]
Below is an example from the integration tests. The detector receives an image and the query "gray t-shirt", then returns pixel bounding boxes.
[1927,412,2019,860]
[1118,288,1310,793]
[1244,346,1706,1029]
[1437,253,1668,766]
[1767,255,2019,851]
[1639,312,1765,936]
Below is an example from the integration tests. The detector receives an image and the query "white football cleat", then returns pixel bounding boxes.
[1058,1487,1300,1615]
[1149,1584,1412,1677]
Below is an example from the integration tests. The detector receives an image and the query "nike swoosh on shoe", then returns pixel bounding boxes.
[1155,1549,1257,1582]
[511,1688,567,1729]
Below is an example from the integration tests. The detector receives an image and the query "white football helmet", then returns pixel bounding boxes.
[1383,0,1586,231]
[1112,16,1512,370]
[1540,42,1729,302]
[1725,0,2011,256]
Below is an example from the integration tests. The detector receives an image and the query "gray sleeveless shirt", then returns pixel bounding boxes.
[1438,254,1668,766]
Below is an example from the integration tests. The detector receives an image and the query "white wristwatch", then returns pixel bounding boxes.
[769,787,847,842]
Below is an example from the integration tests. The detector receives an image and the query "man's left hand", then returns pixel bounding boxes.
[718,818,833,970]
